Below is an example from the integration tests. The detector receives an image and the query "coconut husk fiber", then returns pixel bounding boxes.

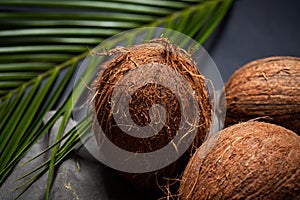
[224,56,300,134]
[179,121,300,200]
[91,38,212,194]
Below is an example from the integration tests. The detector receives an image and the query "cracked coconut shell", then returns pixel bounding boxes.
[92,38,212,192]
[224,56,300,134]
[179,121,300,200]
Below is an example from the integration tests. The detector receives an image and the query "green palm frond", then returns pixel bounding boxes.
[0,0,232,198]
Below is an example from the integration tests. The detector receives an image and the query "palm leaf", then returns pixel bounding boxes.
[0,0,232,198]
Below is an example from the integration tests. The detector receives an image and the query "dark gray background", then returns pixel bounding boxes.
[206,0,300,82]
[1,0,300,199]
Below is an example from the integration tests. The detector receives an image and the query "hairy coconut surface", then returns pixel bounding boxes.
[224,56,300,134]
[92,38,211,192]
[179,121,300,200]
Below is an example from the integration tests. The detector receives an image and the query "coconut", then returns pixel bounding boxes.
[224,56,300,134]
[91,38,212,193]
[179,121,300,200]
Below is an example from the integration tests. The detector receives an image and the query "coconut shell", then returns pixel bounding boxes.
[224,56,300,134]
[179,121,300,200]
[92,38,212,192]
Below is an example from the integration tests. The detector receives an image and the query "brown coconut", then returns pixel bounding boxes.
[224,56,300,134]
[179,121,300,200]
[92,38,212,192]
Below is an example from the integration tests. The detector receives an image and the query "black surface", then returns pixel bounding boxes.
[205,0,300,82]
[1,0,300,199]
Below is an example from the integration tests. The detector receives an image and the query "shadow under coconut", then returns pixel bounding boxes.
[77,145,159,200]
[101,165,160,200]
